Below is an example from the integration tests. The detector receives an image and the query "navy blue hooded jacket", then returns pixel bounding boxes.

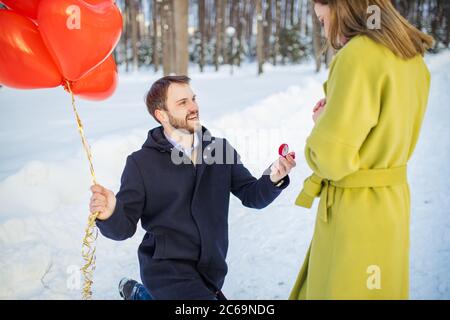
[96,126,289,299]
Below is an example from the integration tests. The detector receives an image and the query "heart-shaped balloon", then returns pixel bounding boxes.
[0,0,41,20]
[84,0,115,4]
[66,54,118,101]
[0,0,113,20]
[37,0,122,81]
[0,10,62,89]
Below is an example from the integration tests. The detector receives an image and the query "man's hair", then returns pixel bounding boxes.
[145,75,191,123]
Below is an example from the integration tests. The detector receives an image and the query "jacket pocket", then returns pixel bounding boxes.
[152,233,167,259]
[149,231,201,261]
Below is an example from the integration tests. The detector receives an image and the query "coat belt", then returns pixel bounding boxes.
[295,166,407,223]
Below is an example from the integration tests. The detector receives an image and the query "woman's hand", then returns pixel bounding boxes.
[313,98,326,123]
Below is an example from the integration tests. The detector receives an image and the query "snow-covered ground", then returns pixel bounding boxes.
[0,52,449,300]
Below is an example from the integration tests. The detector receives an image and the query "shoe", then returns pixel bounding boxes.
[118,277,138,300]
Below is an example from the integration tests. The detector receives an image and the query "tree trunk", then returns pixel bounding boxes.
[310,0,322,72]
[229,0,239,70]
[152,0,160,72]
[256,0,264,75]
[304,0,309,36]
[236,1,244,67]
[298,0,304,33]
[130,0,139,72]
[198,0,206,72]
[124,0,130,72]
[290,0,295,27]
[246,0,255,54]
[274,0,281,65]
[161,0,174,75]
[264,0,273,63]
[445,0,450,47]
[173,0,189,75]
[215,0,226,71]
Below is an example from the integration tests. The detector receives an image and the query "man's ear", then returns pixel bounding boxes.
[155,109,167,124]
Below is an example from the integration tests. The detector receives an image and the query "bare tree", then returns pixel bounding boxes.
[229,0,239,70]
[298,0,305,34]
[161,0,174,75]
[274,0,281,65]
[215,0,226,71]
[173,0,189,75]
[152,0,161,72]
[310,0,322,72]
[445,0,450,47]
[130,0,139,72]
[236,1,244,67]
[290,0,296,26]
[256,0,264,75]
[264,0,273,62]
[198,0,206,72]
[123,0,131,72]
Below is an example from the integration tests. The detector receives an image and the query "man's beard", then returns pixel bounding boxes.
[167,111,200,134]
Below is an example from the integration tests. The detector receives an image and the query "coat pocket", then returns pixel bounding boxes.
[152,233,167,259]
[149,231,201,261]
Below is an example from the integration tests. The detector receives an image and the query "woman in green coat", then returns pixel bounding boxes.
[289,0,433,300]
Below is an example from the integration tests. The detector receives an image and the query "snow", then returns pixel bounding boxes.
[0,52,449,300]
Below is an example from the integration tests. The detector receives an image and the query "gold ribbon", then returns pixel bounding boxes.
[66,81,100,300]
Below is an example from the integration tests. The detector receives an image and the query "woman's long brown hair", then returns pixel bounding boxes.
[312,0,434,59]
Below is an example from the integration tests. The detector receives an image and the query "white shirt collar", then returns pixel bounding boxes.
[164,130,199,158]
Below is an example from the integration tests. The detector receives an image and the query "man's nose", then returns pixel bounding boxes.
[188,101,198,113]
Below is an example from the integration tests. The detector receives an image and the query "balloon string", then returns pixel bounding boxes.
[65,80,100,300]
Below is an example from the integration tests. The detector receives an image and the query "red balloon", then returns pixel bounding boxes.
[66,55,118,101]
[0,10,62,89]
[37,0,122,81]
[84,0,115,4]
[0,0,41,20]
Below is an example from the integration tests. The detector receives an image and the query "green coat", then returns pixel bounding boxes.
[289,35,431,300]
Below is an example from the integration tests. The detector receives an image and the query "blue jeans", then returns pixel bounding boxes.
[131,283,153,300]
[131,282,224,300]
